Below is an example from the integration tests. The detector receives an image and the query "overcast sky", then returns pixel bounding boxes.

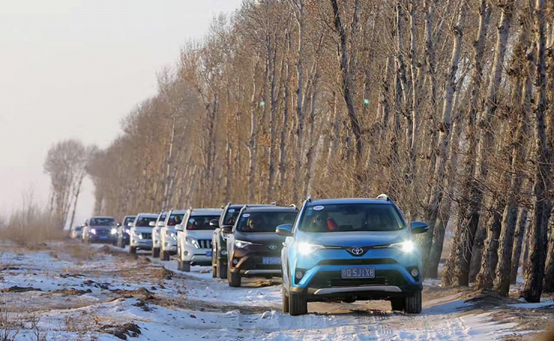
[0,0,243,223]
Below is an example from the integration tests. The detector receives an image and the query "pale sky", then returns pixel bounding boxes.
[0,0,243,224]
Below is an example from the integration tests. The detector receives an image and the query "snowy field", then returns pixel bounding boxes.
[0,241,551,340]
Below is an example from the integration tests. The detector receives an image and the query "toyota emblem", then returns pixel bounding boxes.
[351,247,364,256]
[268,244,277,250]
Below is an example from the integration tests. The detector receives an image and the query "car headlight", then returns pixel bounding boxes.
[125,229,130,234]
[390,241,415,253]
[166,230,176,239]
[296,242,325,255]
[234,240,253,249]
[90,229,96,235]
[111,228,117,235]
[186,237,199,248]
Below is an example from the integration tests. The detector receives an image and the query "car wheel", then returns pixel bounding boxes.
[391,297,405,311]
[211,252,217,278]
[161,250,170,261]
[152,247,160,258]
[282,289,290,314]
[130,246,137,255]
[217,259,227,279]
[178,260,191,272]
[404,291,422,314]
[289,293,308,316]
[228,266,241,287]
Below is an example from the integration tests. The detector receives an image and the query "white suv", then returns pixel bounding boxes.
[129,213,158,254]
[151,212,168,258]
[176,208,222,272]
[159,210,185,261]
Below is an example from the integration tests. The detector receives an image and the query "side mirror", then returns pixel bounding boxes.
[175,224,184,232]
[157,221,165,227]
[149,221,156,227]
[209,219,219,228]
[276,224,293,237]
[221,225,233,233]
[127,222,133,227]
[411,222,429,234]
[117,223,121,227]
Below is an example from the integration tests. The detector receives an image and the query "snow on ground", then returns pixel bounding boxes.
[0,242,545,340]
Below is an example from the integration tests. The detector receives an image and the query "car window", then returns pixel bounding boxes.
[90,218,115,226]
[167,213,184,226]
[237,212,297,233]
[186,215,219,230]
[299,204,405,232]
[222,207,241,226]
[136,217,157,227]
[124,217,135,225]
[75,227,82,231]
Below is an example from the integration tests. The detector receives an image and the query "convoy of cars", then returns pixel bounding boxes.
[75,194,428,316]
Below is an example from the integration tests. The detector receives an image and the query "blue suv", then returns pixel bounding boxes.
[277,195,428,316]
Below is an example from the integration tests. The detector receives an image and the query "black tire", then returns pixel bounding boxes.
[228,267,241,287]
[217,259,227,279]
[282,290,290,314]
[211,252,217,278]
[178,260,191,272]
[130,246,137,255]
[152,247,160,258]
[289,293,308,316]
[161,250,170,261]
[391,297,405,311]
[404,291,422,314]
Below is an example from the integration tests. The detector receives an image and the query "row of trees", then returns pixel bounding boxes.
[83,0,553,301]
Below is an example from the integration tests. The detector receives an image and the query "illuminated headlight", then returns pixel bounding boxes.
[390,241,415,253]
[297,242,325,255]
[90,229,97,235]
[221,249,227,256]
[234,240,253,249]
[110,228,117,235]
[186,237,199,248]
[125,229,130,234]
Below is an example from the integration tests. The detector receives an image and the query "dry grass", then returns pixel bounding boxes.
[0,203,67,245]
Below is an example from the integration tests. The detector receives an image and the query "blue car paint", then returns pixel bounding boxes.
[281,198,423,297]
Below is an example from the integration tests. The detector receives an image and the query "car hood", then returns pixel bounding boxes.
[133,227,154,233]
[235,231,286,245]
[298,230,409,247]
[90,226,115,231]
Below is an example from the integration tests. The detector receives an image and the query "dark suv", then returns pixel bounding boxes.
[225,205,298,287]
[212,203,270,279]
[116,215,135,248]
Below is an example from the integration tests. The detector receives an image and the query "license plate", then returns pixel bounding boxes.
[206,250,212,257]
[99,236,108,239]
[341,267,375,279]
[262,257,281,265]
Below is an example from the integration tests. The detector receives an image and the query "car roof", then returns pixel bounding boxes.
[306,198,394,206]
[243,206,298,213]
[227,204,271,209]
[124,215,135,218]
[170,210,187,214]
[136,213,159,218]
[90,216,115,219]
[190,208,223,216]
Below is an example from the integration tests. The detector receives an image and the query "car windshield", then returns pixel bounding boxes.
[157,214,167,224]
[186,215,219,230]
[237,211,298,233]
[90,218,115,226]
[136,217,157,227]
[298,204,405,232]
[75,227,82,231]
[222,207,242,226]
[167,213,184,226]
[124,217,135,225]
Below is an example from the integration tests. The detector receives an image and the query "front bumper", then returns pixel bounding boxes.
[182,244,212,265]
[90,235,117,243]
[230,248,282,277]
[163,238,178,254]
[131,237,153,250]
[288,248,422,299]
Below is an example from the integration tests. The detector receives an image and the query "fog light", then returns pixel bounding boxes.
[221,249,227,256]
[184,251,189,256]
[295,270,304,280]
[411,269,419,277]
[233,258,238,265]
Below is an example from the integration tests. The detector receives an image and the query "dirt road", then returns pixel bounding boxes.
[0,241,551,340]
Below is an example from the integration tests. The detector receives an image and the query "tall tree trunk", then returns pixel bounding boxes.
[510,208,529,284]
[522,0,552,302]
[443,0,492,287]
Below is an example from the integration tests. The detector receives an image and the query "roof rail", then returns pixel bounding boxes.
[290,204,297,209]
[376,194,391,201]
[306,196,312,203]
[271,201,278,206]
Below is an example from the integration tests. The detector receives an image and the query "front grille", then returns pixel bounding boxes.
[141,233,152,240]
[198,239,212,249]
[96,229,110,236]
[317,258,398,266]
[308,270,406,288]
